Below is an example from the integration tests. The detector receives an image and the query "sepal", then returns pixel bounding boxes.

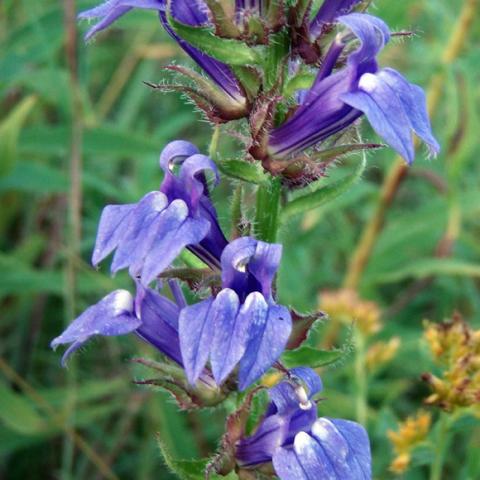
[132,357,228,409]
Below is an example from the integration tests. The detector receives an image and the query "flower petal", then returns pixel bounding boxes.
[295,430,338,479]
[272,442,310,480]
[92,203,136,267]
[179,153,220,209]
[338,13,390,66]
[139,199,209,284]
[310,0,362,38]
[236,414,289,467]
[50,290,139,365]
[378,68,440,156]
[238,294,292,390]
[135,287,183,365]
[79,0,164,40]
[328,418,371,479]
[110,191,168,273]
[210,289,245,384]
[179,297,216,384]
[341,72,415,163]
[269,367,323,414]
[159,139,200,173]
[249,241,283,300]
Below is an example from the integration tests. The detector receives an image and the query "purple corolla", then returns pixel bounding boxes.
[236,368,371,479]
[51,282,183,366]
[268,13,440,164]
[179,236,292,390]
[91,140,227,285]
[78,0,246,104]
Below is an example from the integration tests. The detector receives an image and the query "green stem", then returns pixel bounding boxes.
[254,177,282,243]
[354,329,368,425]
[209,124,220,160]
[430,413,450,480]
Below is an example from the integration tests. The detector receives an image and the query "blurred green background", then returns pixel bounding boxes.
[1,0,479,479]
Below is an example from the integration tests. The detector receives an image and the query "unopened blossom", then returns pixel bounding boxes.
[179,236,292,390]
[366,337,401,372]
[92,140,227,284]
[268,13,440,164]
[422,313,480,410]
[319,288,381,337]
[236,368,371,479]
[51,282,183,366]
[387,410,431,474]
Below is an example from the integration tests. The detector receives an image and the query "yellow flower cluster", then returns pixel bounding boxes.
[387,411,432,474]
[366,337,401,372]
[422,312,480,411]
[319,289,381,337]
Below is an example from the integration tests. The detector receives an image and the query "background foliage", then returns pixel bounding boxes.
[1,0,479,478]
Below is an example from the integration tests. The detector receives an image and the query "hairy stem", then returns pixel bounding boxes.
[255,177,282,243]
[430,413,450,480]
[343,0,478,290]
[354,329,368,425]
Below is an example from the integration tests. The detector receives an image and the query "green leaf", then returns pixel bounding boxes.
[283,71,315,97]
[0,95,36,176]
[157,435,237,480]
[218,159,270,185]
[281,346,344,369]
[282,152,367,219]
[263,29,290,91]
[168,14,261,66]
[368,258,480,285]
[0,382,46,435]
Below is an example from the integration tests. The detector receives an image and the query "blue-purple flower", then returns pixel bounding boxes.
[236,368,371,479]
[50,282,183,366]
[269,13,440,164]
[79,0,246,105]
[179,236,292,390]
[92,140,227,284]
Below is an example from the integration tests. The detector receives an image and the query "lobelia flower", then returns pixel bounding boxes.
[179,236,292,390]
[78,0,246,108]
[92,140,228,285]
[50,282,183,366]
[268,13,440,165]
[236,368,371,479]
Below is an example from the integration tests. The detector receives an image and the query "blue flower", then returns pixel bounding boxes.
[268,13,440,164]
[236,368,371,480]
[92,140,227,284]
[51,282,183,366]
[179,237,292,390]
[79,0,245,105]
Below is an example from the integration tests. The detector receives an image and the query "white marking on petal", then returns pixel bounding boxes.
[294,432,312,455]
[359,73,378,93]
[295,385,313,410]
[312,418,331,441]
[112,290,134,315]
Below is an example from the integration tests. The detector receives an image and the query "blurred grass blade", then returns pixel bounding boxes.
[0,95,36,176]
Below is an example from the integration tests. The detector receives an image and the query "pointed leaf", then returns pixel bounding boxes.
[168,14,262,66]
[282,151,366,219]
[218,159,270,185]
[282,346,345,369]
